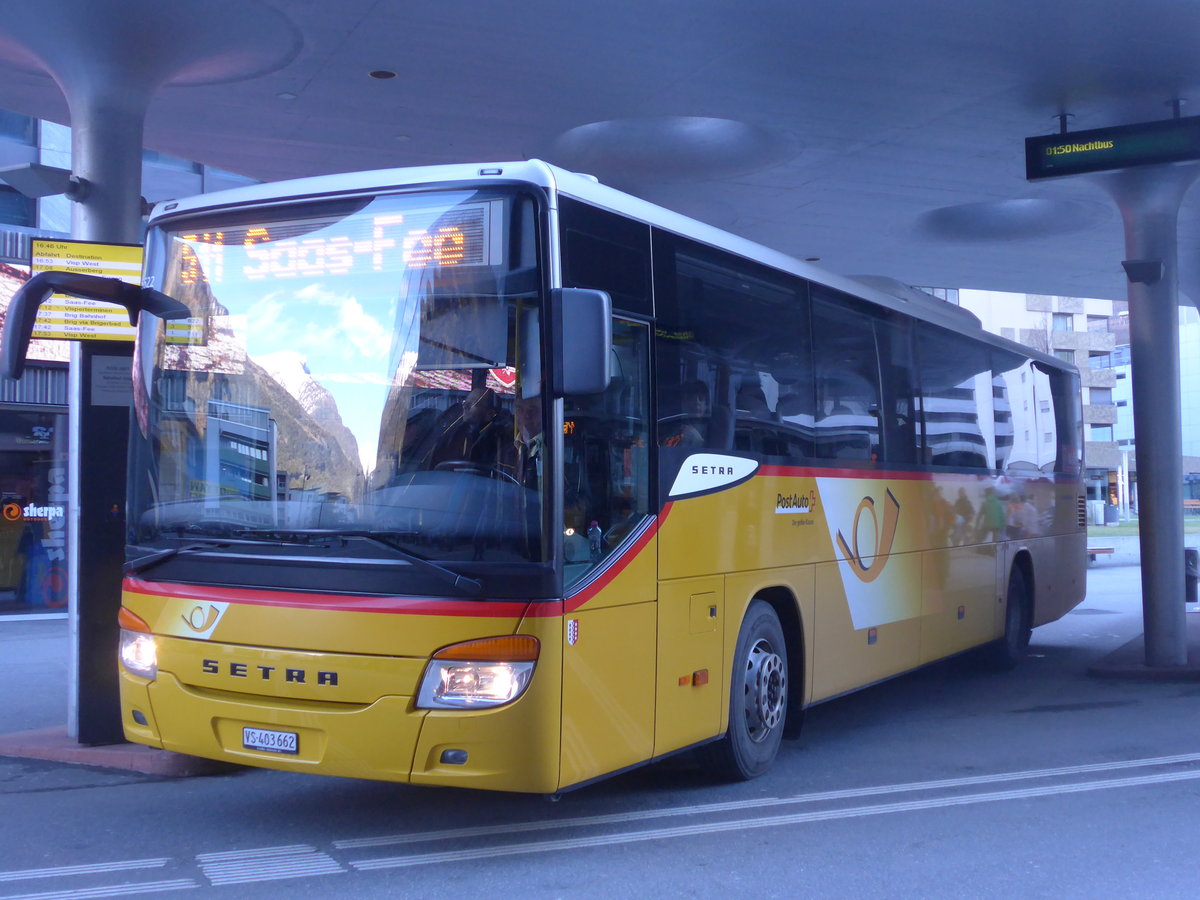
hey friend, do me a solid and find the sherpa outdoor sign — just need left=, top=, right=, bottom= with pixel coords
left=30, top=238, right=143, bottom=341
left=1025, top=116, right=1200, bottom=180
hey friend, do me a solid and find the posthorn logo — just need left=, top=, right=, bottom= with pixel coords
left=835, top=489, right=901, bottom=584
left=180, top=602, right=229, bottom=639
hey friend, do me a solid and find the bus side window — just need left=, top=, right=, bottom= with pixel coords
left=653, top=233, right=811, bottom=461
left=874, top=314, right=918, bottom=465
left=660, top=379, right=711, bottom=448
left=812, top=296, right=881, bottom=462
left=563, top=319, right=651, bottom=585
left=915, top=324, right=993, bottom=470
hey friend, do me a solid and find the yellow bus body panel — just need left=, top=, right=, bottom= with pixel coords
left=559, top=600, right=656, bottom=788
left=659, top=466, right=1083, bottom=717
left=119, top=582, right=564, bottom=790
left=654, top=575, right=725, bottom=756
left=559, top=525, right=658, bottom=789
left=409, top=610, right=562, bottom=793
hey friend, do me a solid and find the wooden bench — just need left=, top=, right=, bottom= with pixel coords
left=1088, top=547, right=1115, bottom=564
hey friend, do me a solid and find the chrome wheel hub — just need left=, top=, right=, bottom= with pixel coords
left=744, top=638, right=786, bottom=742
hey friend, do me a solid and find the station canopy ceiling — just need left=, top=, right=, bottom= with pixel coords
left=2, top=0, right=1200, bottom=304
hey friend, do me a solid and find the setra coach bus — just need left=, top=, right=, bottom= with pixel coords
left=3, top=161, right=1085, bottom=791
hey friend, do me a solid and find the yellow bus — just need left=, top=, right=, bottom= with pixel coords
left=14, top=161, right=1086, bottom=790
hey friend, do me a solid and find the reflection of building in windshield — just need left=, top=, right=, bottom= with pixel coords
left=998, top=361, right=1058, bottom=472
left=993, top=371, right=1014, bottom=468
left=142, top=347, right=365, bottom=535
left=207, top=401, right=276, bottom=522
left=920, top=378, right=990, bottom=468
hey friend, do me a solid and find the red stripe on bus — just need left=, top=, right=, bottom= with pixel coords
left=756, top=465, right=1078, bottom=484
left=122, top=577, right=535, bottom=619
left=757, top=465, right=933, bottom=480
left=563, top=503, right=673, bottom=613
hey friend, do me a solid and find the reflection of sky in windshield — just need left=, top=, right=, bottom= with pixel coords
left=239, top=284, right=395, bottom=472
left=180, top=192, right=478, bottom=475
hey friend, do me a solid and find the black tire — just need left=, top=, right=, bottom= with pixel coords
left=705, top=600, right=788, bottom=781
left=986, top=566, right=1032, bottom=670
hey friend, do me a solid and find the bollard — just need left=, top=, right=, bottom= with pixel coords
left=1186, top=547, right=1199, bottom=604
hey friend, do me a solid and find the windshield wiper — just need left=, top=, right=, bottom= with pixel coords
left=125, top=532, right=327, bottom=575
left=124, top=541, right=230, bottom=576
left=235, top=528, right=483, bottom=596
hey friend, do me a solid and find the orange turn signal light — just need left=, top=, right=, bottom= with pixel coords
left=118, top=607, right=151, bottom=633
left=432, top=635, right=540, bottom=662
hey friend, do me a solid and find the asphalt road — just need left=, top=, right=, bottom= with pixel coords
left=3, top=565, right=1199, bottom=899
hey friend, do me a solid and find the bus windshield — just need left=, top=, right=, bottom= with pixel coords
left=130, top=187, right=547, bottom=573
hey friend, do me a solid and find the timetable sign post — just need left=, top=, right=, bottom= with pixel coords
left=30, top=239, right=144, bottom=342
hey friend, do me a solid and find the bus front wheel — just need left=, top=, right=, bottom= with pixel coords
left=706, top=599, right=788, bottom=781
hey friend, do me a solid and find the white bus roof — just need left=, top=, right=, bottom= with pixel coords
left=148, top=160, right=1068, bottom=367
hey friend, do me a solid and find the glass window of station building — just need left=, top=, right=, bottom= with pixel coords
left=0, top=111, right=67, bottom=615
left=0, top=398, right=69, bottom=612
left=0, top=265, right=69, bottom=615
left=0, top=108, right=257, bottom=617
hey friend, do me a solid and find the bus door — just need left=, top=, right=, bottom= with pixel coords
left=559, top=318, right=656, bottom=788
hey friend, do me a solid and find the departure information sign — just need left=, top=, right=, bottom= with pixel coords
left=1026, top=116, right=1200, bottom=180
left=177, top=202, right=496, bottom=288
left=30, top=239, right=143, bottom=342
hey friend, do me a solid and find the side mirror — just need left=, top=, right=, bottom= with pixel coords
left=550, top=287, right=612, bottom=396
left=0, top=271, right=190, bottom=379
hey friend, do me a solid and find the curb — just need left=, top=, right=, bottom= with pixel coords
left=1088, top=608, right=1200, bottom=681
left=0, top=727, right=240, bottom=777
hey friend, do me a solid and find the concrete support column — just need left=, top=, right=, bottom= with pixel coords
left=70, top=96, right=147, bottom=245
left=1102, top=165, right=1200, bottom=668
left=64, top=91, right=149, bottom=742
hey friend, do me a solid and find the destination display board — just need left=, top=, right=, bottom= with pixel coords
left=1026, top=116, right=1200, bottom=180
left=30, top=239, right=143, bottom=342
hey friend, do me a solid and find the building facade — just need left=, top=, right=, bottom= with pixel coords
left=1104, top=305, right=1200, bottom=510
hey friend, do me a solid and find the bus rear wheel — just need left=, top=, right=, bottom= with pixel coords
left=986, top=566, right=1032, bottom=670
left=705, top=600, right=788, bottom=781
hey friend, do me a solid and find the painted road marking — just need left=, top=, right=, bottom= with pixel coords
left=5, top=751, right=1200, bottom=895
left=335, top=750, right=1200, bottom=850
left=0, top=879, right=196, bottom=900
left=0, top=860, right=170, bottom=884
left=195, top=844, right=344, bottom=886
left=350, top=766, right=1200, bottom=869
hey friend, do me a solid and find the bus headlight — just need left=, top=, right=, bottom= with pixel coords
left=119, top=629, right=158, bottom=680
left=416, top=635, right=539, bottom=709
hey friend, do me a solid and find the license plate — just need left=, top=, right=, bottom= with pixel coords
left=243, top=726, right=298, bottom=755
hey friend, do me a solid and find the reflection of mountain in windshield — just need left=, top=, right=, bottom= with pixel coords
left=249, top=355, right=363, bottom=502
left=257, top=350, right=361, bottom=478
